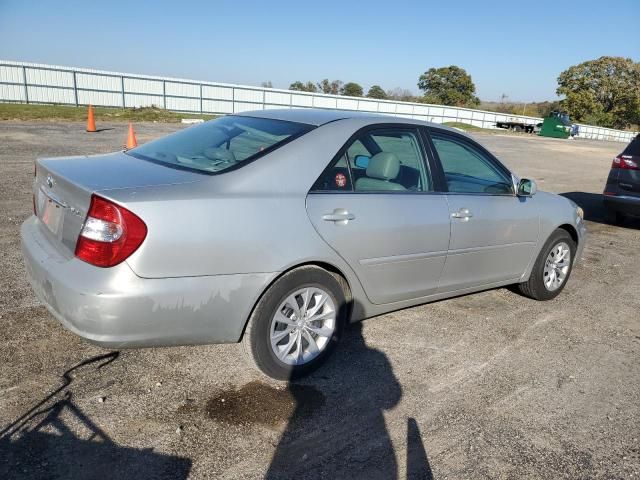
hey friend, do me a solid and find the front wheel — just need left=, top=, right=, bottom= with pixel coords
left=242, top=266, right=347, bottom=380
left=517, top=229, right=576, bottom=301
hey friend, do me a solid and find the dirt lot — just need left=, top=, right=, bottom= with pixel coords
left=1, top=122, right=638, bottom=480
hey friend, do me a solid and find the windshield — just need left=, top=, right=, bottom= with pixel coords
left=127, top=115, right=314, bottom=174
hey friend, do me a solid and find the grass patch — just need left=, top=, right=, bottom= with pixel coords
left=442, top=122, right=488, bottom=133
left=0, top=103, right=217, bottom=123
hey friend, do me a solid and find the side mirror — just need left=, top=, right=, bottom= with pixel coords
left=517, top=178, right=537, bottom=197
left=354, top=155, right=370, bottom=169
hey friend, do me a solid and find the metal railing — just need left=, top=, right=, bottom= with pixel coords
left=0, top=60, right=636, bottom=143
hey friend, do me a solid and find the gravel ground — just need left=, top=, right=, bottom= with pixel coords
left=0, top=121, right=638, bottom=480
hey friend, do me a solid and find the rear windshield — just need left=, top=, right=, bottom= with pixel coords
left=622, top=135, right=640, bottom=157
left=127, top=115, right=314, bottom=174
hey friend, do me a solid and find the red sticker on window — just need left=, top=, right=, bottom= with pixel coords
left=335, top=172, right=347, bottom=188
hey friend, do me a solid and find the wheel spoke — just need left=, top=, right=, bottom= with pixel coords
left=271, top=326, right=294, bottom=343
left=308, top=308, right=335, bottom=322
left=294, top=331, right=303, bottom=364
left=546, top=269, right=555, bottom=287
left=274, top=311, right=296, bottom=326
left=300, top=288, right=311, bottom=315
left=306, top=292, right=328, bottom=318
left=306, top=324, right=333, bottom=338
left=302, top=329, right=319, bottom=354
left=277, top=334, right=297, bottom=361
left=284, top=294, right=301, bottom=318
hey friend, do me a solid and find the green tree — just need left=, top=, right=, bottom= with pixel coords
left=289, top=81, right=318, bottom=93
left=417, top=66, right=480, bottom=107
left=366, top=85, right=387, bottom=99
left=536, top=101, right=562, bottom=118
left=341, top=82, right=363, bottom=97
left=261, top=81, right=273, bottom=88
left=317, top=79, right=343, bottom=95
left=557, top=56, right=640, bottom=129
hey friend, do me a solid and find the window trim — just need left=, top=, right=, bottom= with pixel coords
left=423, top=126, right=516, bottom=196
left=309, top=123, right=436, bottom=195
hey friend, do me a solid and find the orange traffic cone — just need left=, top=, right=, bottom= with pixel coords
left=125, top=123, right=138, bottom=149
left=125, top=122, right=138, bottom=150
left=86, top=105, right=96, bottom=132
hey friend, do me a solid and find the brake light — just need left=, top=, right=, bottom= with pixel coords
left=611, top=155, right=639, bottom=170
left=75, top=195, right=147, bottom=267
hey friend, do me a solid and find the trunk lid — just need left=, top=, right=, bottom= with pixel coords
left=34, top=151, right=204, bottom=254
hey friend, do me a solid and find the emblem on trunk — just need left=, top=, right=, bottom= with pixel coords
left=46, top=175, right=54, bottom=188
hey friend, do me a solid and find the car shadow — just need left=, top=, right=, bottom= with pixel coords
left=0, top=352, right=191, bottom=480
left=263, top=315, right=435, bottom=480
left=560, top=191, right=640, bottom=229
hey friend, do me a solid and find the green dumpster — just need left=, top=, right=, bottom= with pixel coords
left=539, top=112, right=571, bottom=139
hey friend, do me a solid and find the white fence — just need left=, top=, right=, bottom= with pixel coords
left=0, top=60, right=636, bottom=143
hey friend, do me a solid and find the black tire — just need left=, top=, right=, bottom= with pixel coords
left=517, top=229, right=576, bottom=301
left=242, top=266, right=348, bottom=380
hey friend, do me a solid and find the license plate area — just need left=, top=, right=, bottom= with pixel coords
left=38, top=189, right=65, bottom=236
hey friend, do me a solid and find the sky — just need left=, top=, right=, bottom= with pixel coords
left=0, top=0, right=638, bottom=102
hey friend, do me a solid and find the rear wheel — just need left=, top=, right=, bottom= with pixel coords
left=242, top=266, right=347, bottom=380
left=518, top=229, right=576, bottom=300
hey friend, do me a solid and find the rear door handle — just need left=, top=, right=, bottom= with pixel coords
left=451, top=208, right=473, bottom=220
left=322, top=208, right=355, bottom=225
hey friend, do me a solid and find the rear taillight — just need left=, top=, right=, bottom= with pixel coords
left=75, top=195, right=147, bottom=268
left=611, top=155, right=639, bottom=170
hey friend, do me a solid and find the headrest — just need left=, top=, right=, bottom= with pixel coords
left=204, top=147, right=236, bottom=163
left=366, top=152, right=400, bottom=180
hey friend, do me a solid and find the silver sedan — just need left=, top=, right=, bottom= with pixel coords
left=21, top=109, right=586, bottom=379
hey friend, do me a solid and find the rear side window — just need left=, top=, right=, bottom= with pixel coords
left=622, top=135, right=640, bottom=156
left=430, top=131, right=513, bottom=194
left=128, top=116, right=313, bottom=174
left=311, top=127, right=432, bottom=192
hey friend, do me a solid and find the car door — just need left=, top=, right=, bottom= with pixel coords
left=425, top=128, right=539, bottom=292
left=306, top=125, right=451, bottom=305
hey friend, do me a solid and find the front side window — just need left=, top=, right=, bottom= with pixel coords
left=128, top=116, right=313, bottom=174
left=430, top=132, right=513, bottom=194
left=312, top=127, right=431, bottom=192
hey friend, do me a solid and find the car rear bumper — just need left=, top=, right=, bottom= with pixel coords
left=21, top=216, right=276, bottom=348
left=603, top=194, right=640, bottom=216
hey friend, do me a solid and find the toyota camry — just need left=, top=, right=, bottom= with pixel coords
left=21, top=109, right=586, bottom=379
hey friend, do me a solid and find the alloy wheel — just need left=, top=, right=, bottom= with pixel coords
left=269, top=287, right=337, bottom=366
left=543, top=242, right=571, bottom=291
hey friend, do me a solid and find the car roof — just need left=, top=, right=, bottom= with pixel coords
left=234, top=108, right=471, bottom=139
left=234, top=108, right=391, bottom=126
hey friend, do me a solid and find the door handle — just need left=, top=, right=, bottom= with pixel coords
left=322, top=208, right=355, bottom=224
left=451, top=208, right=473, bottom=220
